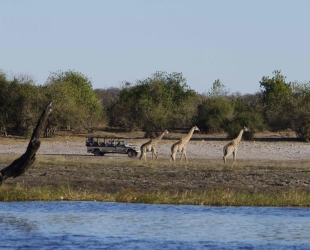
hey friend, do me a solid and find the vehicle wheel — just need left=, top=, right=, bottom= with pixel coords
left=93, top=149, right=102, bottom=156
left=127, top=150, right=135, bottom=157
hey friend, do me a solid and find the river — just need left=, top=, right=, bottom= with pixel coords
left=0, top=202, right=309, bottom=249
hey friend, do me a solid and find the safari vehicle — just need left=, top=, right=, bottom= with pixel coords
left=86, top=135, right=139, bottom=157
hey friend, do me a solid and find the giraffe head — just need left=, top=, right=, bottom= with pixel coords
left=193, top=126, right=200, bottom=132
left=243, top=126, right=249, bottom=132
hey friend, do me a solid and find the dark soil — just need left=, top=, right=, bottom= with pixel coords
left=3, top=156, right=310, bottom=195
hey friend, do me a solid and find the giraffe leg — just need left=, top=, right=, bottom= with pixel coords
left=170, top=153, right=176, bottom=161
left=140, top=153, right=145, bottom=161
left=232, top=150, right=236, bottom=164
left=140, top=149, right=147, bottom=161
left=223, top=146, right=234, bottom=164
left=154, top=151, right=158, bottom=160
left=144, top=152, right=147, bottom=161
left=170, top=146, right=176, bottom=161
left=139, top=146, right=144, bottom=160
left=223, top=146, right=227, bottom=163
left=180, top=149, right=187, bottom=162
left=151, top=149, right=157, bottom=160
left=180, top=147, right=188, bottom=163
left=184, top=151, right=188, bottom=163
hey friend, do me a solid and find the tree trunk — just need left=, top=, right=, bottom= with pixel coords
left=0, top=102, right=52, bottom=185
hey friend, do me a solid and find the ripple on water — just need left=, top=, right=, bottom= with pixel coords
left=0, top=202, right=310, bottom=249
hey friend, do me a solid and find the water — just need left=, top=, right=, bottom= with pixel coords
left=0, top=202, right=310, bottom=249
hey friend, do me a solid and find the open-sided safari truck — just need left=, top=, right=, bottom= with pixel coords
left=86, top=135, right=140, bottom=157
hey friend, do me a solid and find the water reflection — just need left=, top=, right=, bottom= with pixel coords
left=0, top=202, right=310, bottom=249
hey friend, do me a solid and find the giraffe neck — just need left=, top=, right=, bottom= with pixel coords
left=182, top=127, right=196, bottom=144
left=151, top=131, right=166, bottom=143
left=153, top=131, right=166, bottom=143
left=157, top=131, right=166, bottom=141
left=234, top=129, right=244, bottom=144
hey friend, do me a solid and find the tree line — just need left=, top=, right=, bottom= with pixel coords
left=1, top=69, right=310, bottom=141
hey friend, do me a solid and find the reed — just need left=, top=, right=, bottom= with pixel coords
left=114, top=188, right=310, bottom=206
left=1, top=185, right=310, bottom=207
left=0, top=185, right=114, bottom=202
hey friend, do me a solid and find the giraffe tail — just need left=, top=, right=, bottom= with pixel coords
left=223, top=145, right=227, bottom=156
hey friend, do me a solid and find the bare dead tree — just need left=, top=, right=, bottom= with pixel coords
left=0, top=102, right=52, bottom=185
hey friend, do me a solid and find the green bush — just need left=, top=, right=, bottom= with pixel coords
left=223, top=111, right=264, bottom=140
left=195, top=97, right=233, bottom=133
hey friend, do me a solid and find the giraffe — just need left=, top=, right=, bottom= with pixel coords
left=170, top=126, right=200, bottom=162
left=223, top=126, right=249, bottom=164
left=139, top=129, right=169, bottom=161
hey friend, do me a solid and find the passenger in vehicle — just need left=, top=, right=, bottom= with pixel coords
left=86, top=137, right=94, bottom=146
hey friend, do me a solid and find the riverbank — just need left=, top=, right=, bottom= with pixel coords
left=1, top=134, right=310, bottom=205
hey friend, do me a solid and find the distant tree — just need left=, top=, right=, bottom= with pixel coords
left=0, top=72, right=44, bottom=136
left=107, top=72, right=196, bottom=136
left=95, top=87, right=121, bottom=107
left=259, top=70, right=310, bottom=141
left=0, top=71, right=10, bottom=135
left=260, top=70, right=293, bottom=131
left=195, top=97, right=233, bottom=133
left=290, top=81, right=310, bottom=141
left=223, top=97, right=265, bottom=140
left=94, top=87, right=121, bottom=124
left=195, top=80, right=232, bottom=133
left=44, top=70, right=102, bottom=132
left=207, top=79, right=229, bottom=97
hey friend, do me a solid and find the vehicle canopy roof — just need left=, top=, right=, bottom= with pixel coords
left=86, top=135, right=127, bottom=139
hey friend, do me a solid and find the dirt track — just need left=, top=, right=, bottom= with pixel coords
left=1, top=134, right=310, bottom=161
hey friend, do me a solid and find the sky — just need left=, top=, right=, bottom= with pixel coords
left=1, top=0, right=310, bottom=95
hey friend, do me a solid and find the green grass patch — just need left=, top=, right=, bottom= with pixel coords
left=2, top=185, right=310, bottom=207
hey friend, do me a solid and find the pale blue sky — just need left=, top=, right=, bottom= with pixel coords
left=1, top=0, right=310, bottom=94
